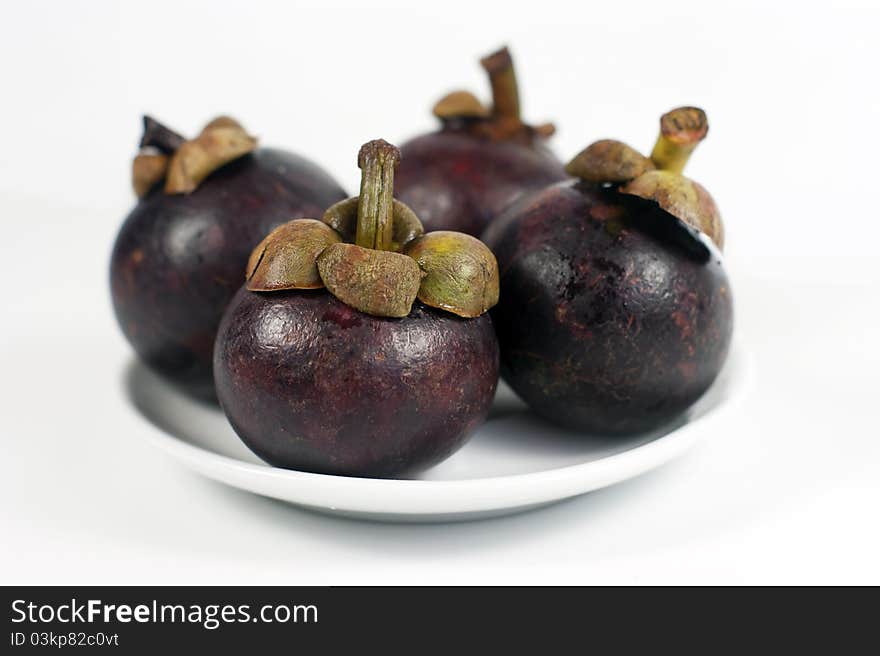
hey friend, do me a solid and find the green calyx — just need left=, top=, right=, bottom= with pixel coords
left=317, top=244, right=423, bottom=318
left=245, top=139, right=501, bottom=318
left=404, top=232, right=499, bottom=318
left=566, top=106, right=724, bottom=250
left=322, top=197, right=423, bottom=252
left=246, top=220, right=342, bottom=291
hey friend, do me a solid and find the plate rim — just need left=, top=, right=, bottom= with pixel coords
left=129, top=342, right=753, bottom=516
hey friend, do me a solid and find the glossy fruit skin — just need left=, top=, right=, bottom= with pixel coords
left=214, top=288, right=499, bottom=478
left=482, top=181, right=733, bottom=435
left=394, top=128, right=567, bottom=236
left=110, top=148, right=347, bottom=399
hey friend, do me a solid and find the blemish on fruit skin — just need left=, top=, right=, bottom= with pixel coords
left=130, top=249, right=144, bottom=264
left=671, top=310, right=694, bottom=340
left=555, top=305, right=592, bottom=339
left=590, top=202, right=622, bottom=222
left=321, top=307, right=362, bottom=329
left=451, top=159, right=475, bottom=176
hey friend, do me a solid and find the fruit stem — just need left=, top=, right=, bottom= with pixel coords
left=356, top=140, right=400, bottom=252
left=650, top=107, right=708, bottom=175
left=139, top=115, right=185, bottom=154
left=480, top=47, right=520, bottom=123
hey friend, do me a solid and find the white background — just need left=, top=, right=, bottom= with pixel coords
left=1, top=0, right=879, bottom=584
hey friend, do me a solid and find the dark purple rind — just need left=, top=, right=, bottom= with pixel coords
left=214, top=289, right=499, bottom=478
left=482, top=181, right=733, bottom=435
left=110, top=148, right=347, bottom=399
left=394, top=129, right=567, bottom=237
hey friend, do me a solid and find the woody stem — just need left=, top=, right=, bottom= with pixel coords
left=480, top=47, right=521, bottom=122
left=356, top=140, right=400, bottom=252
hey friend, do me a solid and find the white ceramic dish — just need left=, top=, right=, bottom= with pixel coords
left=125, top=343, right=752, bottom=522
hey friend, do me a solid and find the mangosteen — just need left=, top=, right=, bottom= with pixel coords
left=110, top=116, right=347, bottom=399
left=214, top=140, right=500, bottom=478
left=482, top=107, right=733, bottom=435
left=394, top=46, right=567, bottom=236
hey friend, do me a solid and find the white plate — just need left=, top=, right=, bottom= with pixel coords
left=125, top=343, right=752, bottom=522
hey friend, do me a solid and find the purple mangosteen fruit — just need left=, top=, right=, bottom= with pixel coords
left=214, top=140, right=500, bottom=478
left=394, top=47, right=567, bottom=237
left=110, top=116, right=347, bottom=399
left=482, top=107, right=732, bottom=435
